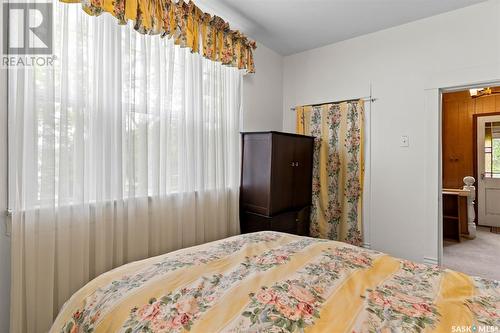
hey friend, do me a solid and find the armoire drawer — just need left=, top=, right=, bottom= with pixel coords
left=270, top=211, right=298, bottom=231
left=240, top=207, right=310, bottom=236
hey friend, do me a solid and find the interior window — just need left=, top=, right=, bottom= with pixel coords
left=484, top=121, right=500, bottom=178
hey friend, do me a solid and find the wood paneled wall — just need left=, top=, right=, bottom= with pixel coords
left=442, top=88, right=500, bottom=188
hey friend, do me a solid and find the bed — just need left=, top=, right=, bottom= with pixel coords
left=51, top=231, right=499, bottom=332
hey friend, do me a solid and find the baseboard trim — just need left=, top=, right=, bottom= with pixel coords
left=362, top=242, right=371, bottom=249
left=423, top=257, right=438, bottom=266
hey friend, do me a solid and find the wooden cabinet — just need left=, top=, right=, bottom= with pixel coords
left=240, top=132, right=314, bottom=236
left=443, top=190, right=470, bottom=242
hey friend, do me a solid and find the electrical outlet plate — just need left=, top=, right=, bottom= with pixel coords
left=400, top=135, right=409, bottom=147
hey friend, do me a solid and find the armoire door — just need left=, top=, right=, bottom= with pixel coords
left=240, top=133, right=272, bottom=215
left=292, top=136, right=314, bottom=209
left=270, top=134, right=295, bottom=215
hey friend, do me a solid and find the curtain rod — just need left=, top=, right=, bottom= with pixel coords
left=289, top=96, right=377, bottom=111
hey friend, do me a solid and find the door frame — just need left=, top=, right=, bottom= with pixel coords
left=473, top=112, right=500, bottom=227
left=432, top=80, right=500, bottom=266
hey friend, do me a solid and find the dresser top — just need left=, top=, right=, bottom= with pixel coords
left=241, top=131, right=314, bottom=139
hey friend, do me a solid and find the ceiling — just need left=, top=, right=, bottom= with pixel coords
left=196, top=0, right=487, bottom=56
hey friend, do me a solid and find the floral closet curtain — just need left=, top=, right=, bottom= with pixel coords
left=296, top=101, right=364, bottom=246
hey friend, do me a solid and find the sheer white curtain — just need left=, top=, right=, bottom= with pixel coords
left=8, top=2, right=243, bottom=332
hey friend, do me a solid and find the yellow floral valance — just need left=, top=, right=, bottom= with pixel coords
left=62, top=0, right=257, bottom=73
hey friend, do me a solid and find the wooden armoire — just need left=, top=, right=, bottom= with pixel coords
left=240, top=131, right=314, bottom=236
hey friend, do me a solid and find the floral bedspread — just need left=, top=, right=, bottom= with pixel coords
left=51, top=232, right=500, bottom=333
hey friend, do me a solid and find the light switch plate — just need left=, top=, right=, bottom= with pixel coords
left=400, top=135, right=409, bottom=147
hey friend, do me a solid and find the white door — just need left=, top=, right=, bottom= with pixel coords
left=477, top=115, right=500, bottom=227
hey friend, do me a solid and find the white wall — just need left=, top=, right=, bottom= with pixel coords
left=283, top=0, right=500, bottom=263
left=242, top=43, right=284, bottom=131
left=0, top=0, right=11, bottom=329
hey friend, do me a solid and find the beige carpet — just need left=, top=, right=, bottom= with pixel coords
left=443, top=226, right=500, bottom=281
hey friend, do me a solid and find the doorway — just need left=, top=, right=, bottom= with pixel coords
left=441, top=86, right=500, bottom=280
